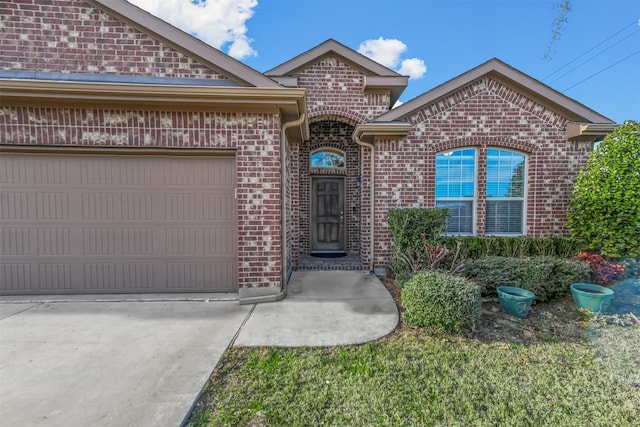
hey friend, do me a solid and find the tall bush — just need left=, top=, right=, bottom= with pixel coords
left=388, top=208, right=449, bottom=285
left=402, top=270, right=480, bottom=333
left=567, top=120, right=640, bottom=258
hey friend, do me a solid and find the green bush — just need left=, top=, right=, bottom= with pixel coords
left=567, top=120, right=640, bottom=258
left=388, top=208, right=450, bottom=285
left=462, top=256, right=591, bottom=302
left=402, top=270, right=480, bottom=333
left=441, top=236, right=586, bottom=260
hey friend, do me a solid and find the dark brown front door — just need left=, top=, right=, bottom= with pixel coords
left=311, top=177, right=344, bottom=252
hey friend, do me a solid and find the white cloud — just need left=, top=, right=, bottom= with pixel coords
left=129, top=0, right=258, bottom=60
left=358, top=37, right=426, bottom=79
left=398, top=58, right=427, bottom=79
left=357, top=38, right=407, bottom=68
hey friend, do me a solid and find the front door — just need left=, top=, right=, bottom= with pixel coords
left=311, top=177, right=345, bottom=253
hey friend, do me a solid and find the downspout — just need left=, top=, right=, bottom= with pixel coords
left=280, top=113, right=306, bottom=294
left=238, top=112, right=305, bottom=305
left=353, top=134, right=375, bottom=273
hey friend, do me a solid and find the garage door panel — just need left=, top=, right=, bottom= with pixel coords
left=0, top=264, right=33, bottom=292
left=39, top=263, right=73, bottom=292
left=0, top=153, right=237, bottom=294
left=1, top=228, right=30, bottom=256
left=1, top=192, right=29, bottom=220
left=122, top=262, right=155, bottom=290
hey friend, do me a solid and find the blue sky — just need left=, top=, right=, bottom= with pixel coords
left=131, top=0, right=639, bottom=123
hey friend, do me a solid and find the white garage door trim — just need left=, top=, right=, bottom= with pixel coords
left=0, top=151, right=237, bottom=294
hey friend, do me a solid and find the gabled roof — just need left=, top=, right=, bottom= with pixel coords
left=265, top=39, right=408, bottom=105
left=375, top=58, right=614, bottom=124
left=89, top=0, right=281, bottom=88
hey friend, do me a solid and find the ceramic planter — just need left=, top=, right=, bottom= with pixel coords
left=570, top=283, right=614, bottom=313
left=497, top=286, right=536, bottom=319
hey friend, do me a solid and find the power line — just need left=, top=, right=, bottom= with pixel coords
left=562, top=50, right=640, bottom=92
left=543, top=19, right=640, bottom=81
left=548, top=28, right=640, bottom=84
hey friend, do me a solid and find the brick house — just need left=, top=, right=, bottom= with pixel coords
left=0, top=0, right=616, bottom=302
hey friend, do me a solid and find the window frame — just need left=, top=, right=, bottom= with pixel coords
left=484, top=148, right=527, bottom=236
left=310, top=147, right=346, bottom=170
left=435, top=148, right=478, bottom=236
left=434, top=147, right=527, bottom=237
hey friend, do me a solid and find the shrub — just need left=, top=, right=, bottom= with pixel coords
left=577, top=252, right=626, bottom=285
left=388, top=208, right=449, bottom=285
left=567, top=120, right=640, bottom=258
left=620, top=258, right=640, bottom=279
left=462, top=256, right=590, bottom=302
left=441, top=236, right=586, bottom=260
left=402, top=270, right=480, bottom=333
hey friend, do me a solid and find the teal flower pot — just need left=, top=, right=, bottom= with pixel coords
left=570, top=283, right=614, bottom=313
left=497, top=286, right=536, bottom=319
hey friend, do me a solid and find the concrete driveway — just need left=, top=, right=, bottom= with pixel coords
left=0, top=272, right=398, bottom=426
left=0, top=297, right=251, bottom=427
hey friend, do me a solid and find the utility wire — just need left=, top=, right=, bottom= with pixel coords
left=562, top=49, right=640, bottom=92
left=543, top=19, right=640, bottom=80
left=548, top=28, right=640, bottom=84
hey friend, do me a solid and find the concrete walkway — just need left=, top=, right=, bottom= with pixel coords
left=235, top=271, right=399, bottom=346
left=0, top=271, right=398, bottom=426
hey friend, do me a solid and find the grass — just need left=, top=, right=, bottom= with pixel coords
left=188, top=326, right=640, bottom=426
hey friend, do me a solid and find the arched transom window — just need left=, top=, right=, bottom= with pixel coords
left=310, top=148, right=346, bottom=169
left=435, top=148, right=526, bottom=235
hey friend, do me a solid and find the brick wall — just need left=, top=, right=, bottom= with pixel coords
left=289, top=56, right=394, bottom=266
left=296, top=56, right=392, bottom=122
left=0, top=105, right=283, bottom=289
left=297, top=119, right=360, bottom=259
left=1, top=0, right=227, bottom=79
left=372, top=77, right=591, bottom=268
left=1, top=0, right=285, bottom=291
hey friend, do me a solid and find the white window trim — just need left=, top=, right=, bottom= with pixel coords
left=435, top=148, right=478, bottom=236
left=484, top=150, right=527, bottom=236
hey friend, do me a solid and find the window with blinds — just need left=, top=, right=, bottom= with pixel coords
left=435, top=149, right=476, bottom=234
left=435, top=147, right=526, bottom=236
left=485, top=149, right=525, bottom=235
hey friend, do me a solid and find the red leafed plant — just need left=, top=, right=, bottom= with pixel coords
left=577, top=252, right=625, bottom=285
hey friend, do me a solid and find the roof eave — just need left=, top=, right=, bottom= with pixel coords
left=0, top=78, right=306, bottom=117
left=353, top=122, right=412, bottom=144
left=364, top=75, right=409, bottom=108
left=264, top=39, right=402, bottom=78
left=376, top=58, right=614, bottom=124
left=566, top=122, right=619, bottom=140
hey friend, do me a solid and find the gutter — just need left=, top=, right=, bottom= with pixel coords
left=238, top=113, right=306, bottom=305
left=353, top=122, right=412, bottom=274
left=353, top=134, right=376, bottom=273
left=280, top=113, right=307, bottom=293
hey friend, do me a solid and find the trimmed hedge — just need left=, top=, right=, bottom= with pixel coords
left=462, top=256, right=591, bottom=302
left=441, top=236, right=586, bottom=260
left=402, top=270, right=480, bottom=333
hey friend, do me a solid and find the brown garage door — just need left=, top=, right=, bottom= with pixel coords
left=0, top=152, right=237, bottom=294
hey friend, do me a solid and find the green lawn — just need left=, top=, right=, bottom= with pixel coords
left=188, top=327, right=640, bottom=427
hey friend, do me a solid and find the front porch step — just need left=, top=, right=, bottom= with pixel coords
left=297, top=254, right=368, bottom=271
